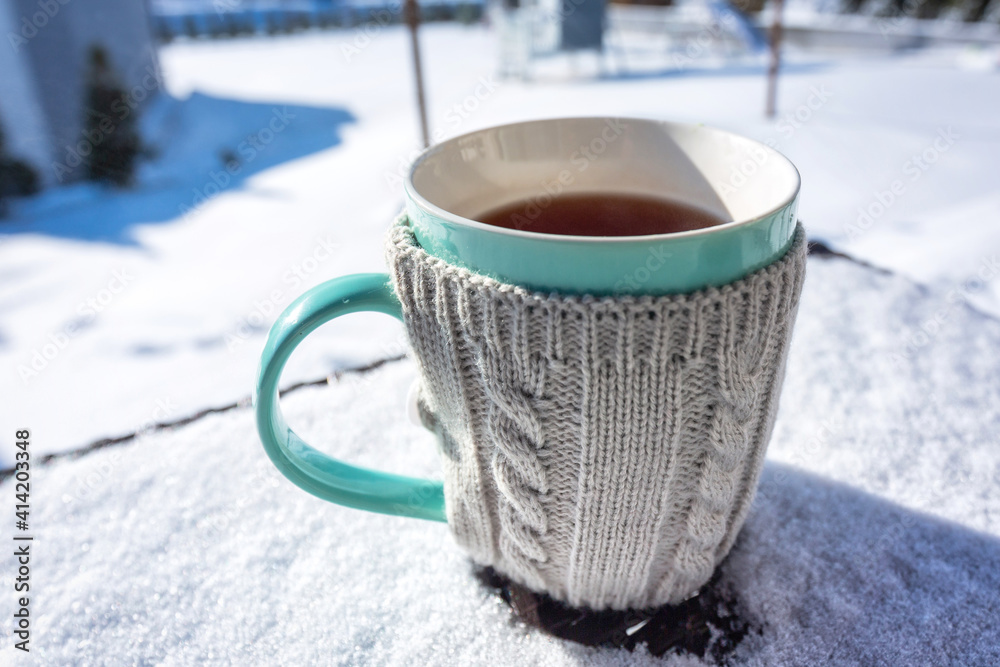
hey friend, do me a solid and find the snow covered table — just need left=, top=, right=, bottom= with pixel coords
left=4, top=251, right=999, bottom=665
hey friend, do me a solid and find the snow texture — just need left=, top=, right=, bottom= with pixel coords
left=2, top=254, right=999, bottom=665
left=0, top=21, right=998, bottom=664
left=2, top=25, right=999, bottom=457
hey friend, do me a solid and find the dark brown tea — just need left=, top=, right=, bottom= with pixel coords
left=475, top=193, right=728, bottom=237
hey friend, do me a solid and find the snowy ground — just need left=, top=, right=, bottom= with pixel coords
left=1, top=20, right=999, bottom=664
left=2, top=24, right=999, bottom=458
left=2, top=253, right=999, bottom=664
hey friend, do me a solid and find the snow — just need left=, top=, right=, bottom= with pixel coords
left=0, top=2, right=52, bottom=182
left=0, top=25, right=999, bottom=660
left=3, top=25, right=999, bottom=458
left=2, top=254, right=999, bottom=664
left=2, top=26, right=999, bottom=457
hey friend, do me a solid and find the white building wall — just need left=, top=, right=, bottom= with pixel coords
left=0, top=0, right=54, bottom=183
left=1, top=0, right=160, bottom=186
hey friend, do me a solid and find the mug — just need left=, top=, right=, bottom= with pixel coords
left=255, top=117, right=803, bottom=610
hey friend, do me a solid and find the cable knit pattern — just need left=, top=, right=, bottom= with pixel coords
left=387, top=214, right=806, bottom=610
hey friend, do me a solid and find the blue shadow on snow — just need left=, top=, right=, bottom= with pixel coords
left=0, top=92, right=355, bottom=245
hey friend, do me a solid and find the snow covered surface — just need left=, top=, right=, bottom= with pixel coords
left=2, top=254, right=1000, bottom=664
left=2, top=25, right=999, bottom=457
left=0, top=24, right=999, bottom=661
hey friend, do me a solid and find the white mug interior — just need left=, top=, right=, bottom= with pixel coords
left=407, top=117, right=800, bottom=232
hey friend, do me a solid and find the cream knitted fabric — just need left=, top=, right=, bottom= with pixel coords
left=386, top=216, right=807, bottom=610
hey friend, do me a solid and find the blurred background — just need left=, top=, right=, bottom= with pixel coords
left=1, top=0, right=998, bottom=463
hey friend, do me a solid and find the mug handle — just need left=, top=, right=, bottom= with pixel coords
left=254, top=272, right=446, bottom=522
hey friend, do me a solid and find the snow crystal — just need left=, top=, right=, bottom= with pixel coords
left=2, top=255, right=998, bottom=664
left=3, top=25, right=999, bottom=456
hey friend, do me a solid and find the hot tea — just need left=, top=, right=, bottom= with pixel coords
left=475, top=193, right=728, bottom=237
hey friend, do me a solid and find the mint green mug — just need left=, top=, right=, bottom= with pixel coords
left=255, top=117, right=800, bottom=523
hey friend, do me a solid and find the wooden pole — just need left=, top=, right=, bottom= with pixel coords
left=765, top=0, right=784, bottom=119
left=404, top=0, right=430, bottom=148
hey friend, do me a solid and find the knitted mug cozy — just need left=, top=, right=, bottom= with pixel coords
left=386, top=215, right=807, bottom=610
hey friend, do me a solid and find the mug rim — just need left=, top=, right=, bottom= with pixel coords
left=404, top=116, right=801, bottom=244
